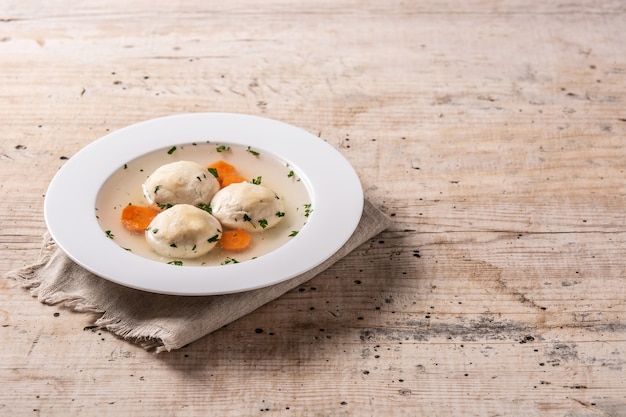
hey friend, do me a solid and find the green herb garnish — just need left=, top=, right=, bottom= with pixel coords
left=246, top=146, right=260, bottom=157
left=168, top=260, right=183, bottom=266
left=221, top=257, right=239, bottom=265
left=216, top=145, right=230, bottom=152
left=167, top=146, right=177, bottom=154
left=197, top=203, right=212, bottom=213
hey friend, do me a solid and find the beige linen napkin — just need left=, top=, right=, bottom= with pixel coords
left=6, top=200, right=391, bottom=352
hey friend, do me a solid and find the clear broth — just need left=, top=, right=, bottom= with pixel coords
left=95, top=142, right=311, bottom=266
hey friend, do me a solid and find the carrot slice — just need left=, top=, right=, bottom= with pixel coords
left=207, top=160, right=240, bottom=188
left=219, top=229, right=252, bottom=251
left=207, top=160, right=237, bottom=178
left=121, top=205, right=160, bottom=233
left=207, top=160, right=249, bottom=188
left=220, top=174, right=248, bottom=188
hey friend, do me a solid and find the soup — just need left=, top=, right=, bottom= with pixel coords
left=95, top=142, right=312, bottom=266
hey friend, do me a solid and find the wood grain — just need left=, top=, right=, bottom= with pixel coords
left=1, top=1, right=625, bottom=416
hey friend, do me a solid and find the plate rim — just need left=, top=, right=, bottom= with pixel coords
left=44, top=112, right=363, bottom=295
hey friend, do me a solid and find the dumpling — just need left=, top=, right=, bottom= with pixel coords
left=145, top=204, right=222, bottom=259
left=210, top=182, right=285, bottom=233
left=143, top=161, right=219, bottom=207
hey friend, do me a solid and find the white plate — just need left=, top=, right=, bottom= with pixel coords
left=44, top=113, right=363, bottom=295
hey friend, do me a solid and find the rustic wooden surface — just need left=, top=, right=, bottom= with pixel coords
left=1, top=1, right=625, bottom=416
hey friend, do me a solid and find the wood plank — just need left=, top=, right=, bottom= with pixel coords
left=1, top=0, right=625, bottom=415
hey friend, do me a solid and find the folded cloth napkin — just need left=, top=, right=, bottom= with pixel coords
left=5, top=200, right=391, bottom=352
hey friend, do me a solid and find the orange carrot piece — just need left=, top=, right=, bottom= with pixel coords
left=207, top=160, right=244, bottom=188
left=219, top=229, right=252, bottom=251
left=121, top=205, right=160, bottom=233
left=220, top=174, right=247, bottom=188
left=207, top=160, right=237, bottom=178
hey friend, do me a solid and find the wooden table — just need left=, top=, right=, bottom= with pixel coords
left=1, top=1, right=625, bottom=415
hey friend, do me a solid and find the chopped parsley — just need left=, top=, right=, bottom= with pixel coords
left=154, top=185, right=161, bottom=194
left=289, top=230, right=299, bottom=237
left=207, top=167, right=218, bottom=178
left=304, top=203, right=313, bottom=217
left=276, top=211, right=285, bottom=217
left=105, top=230, right=114, bottom=239
left=157, top=203, right=172, bottom=210
left=216, top=145, right=230, bottom=152
left=246, top=146, right=260, bottom=157
left=252, top=176, right=262, bottom=185
left=167, top=146, right=177, bottom=154
left=168, top=260, right=183, bottom=266
left=197, top=203, right=212, bottom=213
left=287, top=170, right=295, bottom=178
left=258, top=219, right=268, bottom=229
left=221, top=257, right=239, bottom=265
left=207, top=234, right=220, bottom=243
